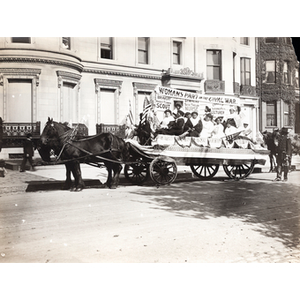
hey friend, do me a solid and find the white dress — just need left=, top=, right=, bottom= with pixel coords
left=200, top=120, right=214, bottom=138
left=212, top=123, right=225, bottom=138
left=160, top=116, right=174, bottom=128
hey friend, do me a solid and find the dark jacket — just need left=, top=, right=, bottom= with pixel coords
left=183, top=118, right=203, bottom=137
left=277, top=134, right=292, bottom=156
left=165, top=117, right=185, bottom=135
left=23, top=138, right=34, bottom=157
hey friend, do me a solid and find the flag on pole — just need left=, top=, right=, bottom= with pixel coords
left=141, top=96, right=151, bottom=124
left=128, top=99, right=134, bottom=125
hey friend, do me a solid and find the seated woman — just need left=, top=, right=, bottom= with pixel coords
left=239, top=120, right=252, bottom=137
left=154, top=109, right=175, bottom=136
left=224, top=118, right=239, bottom=136
left=211, top=116, right=225, bottom=138
left=200, top=114, right=214, bottom=138
left=160, top=110, right=185, bottom=136
left=159, top=109, right=174, bottom=129
left=183, top=111, right=203, bottom=137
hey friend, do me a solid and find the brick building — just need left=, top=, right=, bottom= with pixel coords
left=256, top=37, right=300, bottom=132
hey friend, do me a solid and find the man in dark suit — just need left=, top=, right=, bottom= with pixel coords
left=20, top=133, right=35, bottom=172
left=274, top=126, right=292, bottom=182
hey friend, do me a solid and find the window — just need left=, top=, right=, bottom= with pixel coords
left=265, top=37, right=276, bottom=43
left=11, top=37, right=31, bottom=44
left=138, top=37, right=149, bottom=64
left=266, top=102, right=277, bottom=126
left=100, top=89, right=116, bottom=123
left=283, top=61, right=290, bottom=84
left=101, top=37, right=113, bottom=59
left=296, top=68, right=299, bottom=88
left=7, top=79, right=32, bottom=122
left=283, top=102, right=289, bottom=126
left=265, top=60, right=276, bottom=83
left=240, top=37, right=249, bottom=45
left=62, top=37, right=71, bottom=49
left=206, top=50, right=222, bottom=80
left=240, top=58, right=251, bottom=85
left=62, top=82, right=77, bottom=123
left=283, top=37, right=291, bottom=44
left=173, top=41, right=182, bottom=65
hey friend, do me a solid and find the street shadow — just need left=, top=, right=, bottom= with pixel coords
left=131, top=178, right=300, bottom=249
left=25, top=179, right=103, bottom=192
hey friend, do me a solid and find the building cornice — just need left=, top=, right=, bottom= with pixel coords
left=0, top=56, right=83, bottom=72
left=83, top=68, right=162, bottom=80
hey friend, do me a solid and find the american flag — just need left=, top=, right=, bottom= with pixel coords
left=128, top=99, right=134, bottom=125
left=141, top=96, right=151, bottom=124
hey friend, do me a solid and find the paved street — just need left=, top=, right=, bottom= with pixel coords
left=1, top=156, right=300, bottom=263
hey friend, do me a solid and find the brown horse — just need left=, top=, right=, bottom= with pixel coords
left=40, top=118, right=131, bottom=190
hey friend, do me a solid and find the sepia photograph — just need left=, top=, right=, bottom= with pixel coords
left=1, top=3, right=300, bottom=299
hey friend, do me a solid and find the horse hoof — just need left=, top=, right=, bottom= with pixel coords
left=75, top=187, right=83, bottom=192
left=70, top=187, right=77, bottom=192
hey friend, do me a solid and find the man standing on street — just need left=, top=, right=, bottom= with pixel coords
left=274, top=126, right=292, bottom=182
left=20, top=133, right=35, bottom=172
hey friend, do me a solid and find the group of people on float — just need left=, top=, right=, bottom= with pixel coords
left=153, top=103, right=252, bottom=140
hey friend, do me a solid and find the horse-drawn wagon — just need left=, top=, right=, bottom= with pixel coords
left=39, top=118, right=269, bottom=190
left=124, top=134, right=269, bottom=186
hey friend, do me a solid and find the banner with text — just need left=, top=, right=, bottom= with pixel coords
left=154, top=86, right=241, bottom=117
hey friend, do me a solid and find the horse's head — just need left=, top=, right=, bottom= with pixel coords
left=40, top=117, right=57, bottom=146
left=40, top=117, right=71, bottom=148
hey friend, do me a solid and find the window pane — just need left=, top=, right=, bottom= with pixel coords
left=284, top=114, right=289, bottom=126
left=138, top=38, right=148, bottom=64
left=207, top=50, right=221, bottom=80
left=7, top=80, right=32, bottom=122
left=207, top=67, right=214, bottom=80
left=266, top=60, right=275, bottom=71
left=266, top=37, right=276, bottom=43
left=213, top=66, right=221, bottom=80
left=266, top=103, right=277, bottom=126
left=62, top=37, right=70, bottom=49
left=101, top=37, right=112, bottom=59
left=207, top=50, right=220, bottom=65
left=173, top=42, right=180, bottom=54
left=265, top=60, right=275, bottom=83
left=138, top=37, right=148, bottom=50
left=207, top=51, right=221, bottom=65
left=267, top=103, right=275, bottom=114
left=245, top=59, right=251, bottom=71
left=12, top=37, right=31, bottom=43
left=138, top=51, right=148, bottom=64
left=245, top=73, right=251, bottom=85
left=241, top=37, right=249, bottom=45
left=100, top=89, right=115, bottom=124
left=173, top=41, right=181, bottom=64
left=173, top=53, right=179, bottom=64
left=266, top=71, right=275, bottom=83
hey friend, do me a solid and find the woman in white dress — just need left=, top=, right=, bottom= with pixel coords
left=200, top=114, right=214, bottom=138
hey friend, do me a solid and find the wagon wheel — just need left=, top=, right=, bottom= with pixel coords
left=223, top=161, right=255, bottom=180
left=124, top=161, right=149, bottom=185
left=149, top=157, right=177, bottom=185
left=190, top=164, right=219, bottom=179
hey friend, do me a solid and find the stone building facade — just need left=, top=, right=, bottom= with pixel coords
left=256, top=37, right=300, bottom=132
left=0, top=37, right=258, bottom=159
